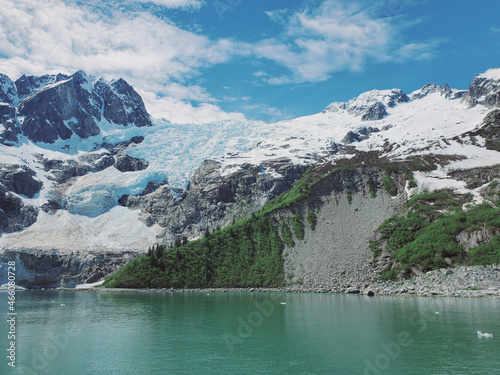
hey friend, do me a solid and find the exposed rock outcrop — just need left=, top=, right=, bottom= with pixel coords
left=0, top=74, right=21, bottom=145
left=0, top=249, right=142, bottom=288
left=361, top=102, right=387, bottom=121
left=279, top=167, right=407, bottom=291
left=123, top=158, right=308, bottom=244
left=0, top=186, right=39, bottom=233
left=114, top=154, right=149, bottom=172
left=410, top=83, right=459, bottom=100
left=457, top=227, right=498, bottom=253
left=323, top=88, right=408, bottom=121
left=17, top=70, right=152, bottom=144
left=342, top=126, right=380, bottom=143
left=0, top=165, right=43, bottom=198
left=0, top=104, right=21, bottom=145
left=0, top=73, right=18, bottom=105
left=15, top=73, right=69, bottom=99
left=463, top=69, right=500, bottom=108
left=479, top=109, right=500, bottom=151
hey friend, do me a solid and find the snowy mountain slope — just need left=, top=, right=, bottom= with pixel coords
left=0, top=68, right=499, bottom=262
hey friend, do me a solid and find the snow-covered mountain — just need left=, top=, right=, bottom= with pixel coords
left=0, top=68, right=499, bottom=287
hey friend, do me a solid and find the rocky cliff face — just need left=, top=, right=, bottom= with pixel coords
left=0, top=74, right=21, bottom=145
left=17, top=71, right=152, bottom=144
left=273, top=166, right=407, bottom=291
left=0, top=185, right=38, bottom=234
left=0, top=249, right=141, bottom=288
left=121, top=158, right=308, bottom=245
left=463, top=69, right=500, bottom=108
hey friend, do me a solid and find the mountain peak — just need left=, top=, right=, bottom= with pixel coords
left=323, top=87, right=408, bottom=121
left=477, top=68, right=500, bottom=81
left=0, top=70, right=152, bottom=145
left=463, top=68, right=500, bottom=108
left=409, top=83, right=456, bottom=100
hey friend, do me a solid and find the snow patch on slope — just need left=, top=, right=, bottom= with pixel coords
left=0, top=207, right=162, bottom=253
left=478, top=68, right=500, bottom=81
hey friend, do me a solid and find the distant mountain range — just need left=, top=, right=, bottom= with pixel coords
left=0, top=68, right=499, bottom=288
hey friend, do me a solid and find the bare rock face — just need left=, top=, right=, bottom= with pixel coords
left=0, top=249, right=142, bottom=288
left=457, top=228, right=498, bottom=253
left=459, top=110, right=500, bottom=153
left=17, top=71, right=152, bottom=144
left=110, top=79, right=152, bottom=128
left=114, top=154, right=149, bottom=172
left=18, top=71, right=99, bottom=143
left=0, top=74, right=18, bottom=105
left=463, top=72, right=500, bottom=108
left=324, top=88, right=408, bottom=122
left=361, top=102, right=387, bottom=121
left=480, top=109, right=500, bottom=151
left=121, top=158, right=308, bottom=244
left=0, top=74, right=21, bottom=145
left=0, top=104, right=21, bottom=145
left=0, top=165, right=43, bottom=198
left=0, top=186, right=38, bottom=233
left=15, top=73, right=69, bottom=99
left=410, top=83, right=458, bottom=100
left=342, top=126, right=380, bottom=143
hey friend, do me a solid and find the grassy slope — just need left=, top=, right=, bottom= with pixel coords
left=103, top=154, right=500, bottom=288
left=103, top=163, right=336, bottom=288
left=372, top=190, right=500, bottom=281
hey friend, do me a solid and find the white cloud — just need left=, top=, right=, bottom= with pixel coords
left=0, top=0, right=238, bottom=122
left=491, top=27, right=500, bottom=33
left=130, top=0, right=205, bottom=10
left=242, top=103, right=292, bottom=122
left=394, top=41, right=439, bottom=61
left=253, top=0, right=439, bottom=84
left=139, top=89, right=245, bottom=123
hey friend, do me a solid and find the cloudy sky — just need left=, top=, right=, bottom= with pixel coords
left=0, top=0, right=499, bottom=123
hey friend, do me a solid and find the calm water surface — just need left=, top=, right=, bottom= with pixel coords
left=0, top=291, right=499, bottom=374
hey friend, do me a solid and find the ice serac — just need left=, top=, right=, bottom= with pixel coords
left=463, top=68, right=500, bottom=108
left=17, top=70, right=152, bottom=144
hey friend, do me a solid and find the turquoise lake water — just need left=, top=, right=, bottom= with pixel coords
left=0, top=291, right=499, bottom=374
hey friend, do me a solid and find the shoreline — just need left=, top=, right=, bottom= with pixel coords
left=15, top=285, right=500, bottom=298
left=10, top=264, right=500, bottom=299
left=56, top=285, right=500, bottom=298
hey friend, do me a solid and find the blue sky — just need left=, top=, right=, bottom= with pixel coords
left=0, top=0, right=499, bottom=123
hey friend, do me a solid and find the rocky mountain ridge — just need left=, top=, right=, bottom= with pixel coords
left=1, top=70, right=151, bottom=145
left=0, top=68, right=499, bottom=288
